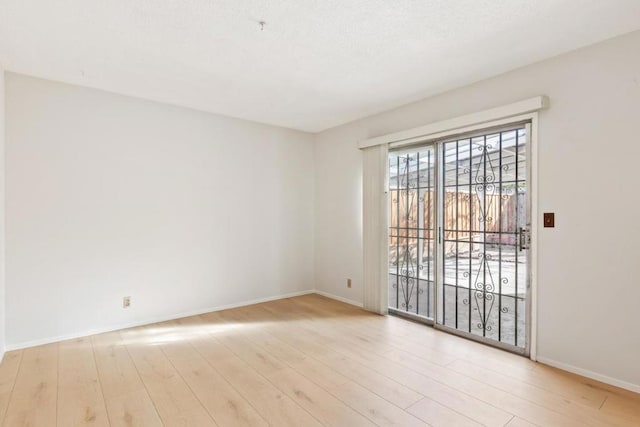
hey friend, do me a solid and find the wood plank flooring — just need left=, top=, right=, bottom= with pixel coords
left=0, top=294, right=638, bottom=426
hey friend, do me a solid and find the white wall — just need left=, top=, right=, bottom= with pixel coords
left=5, top=73, right=315, bottom=348
left=314, top=30, right=640, bottom=390
left=0, top=68, right=6, bottom=359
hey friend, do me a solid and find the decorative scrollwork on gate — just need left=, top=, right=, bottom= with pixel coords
left=391, top=153, right=423, bottom=313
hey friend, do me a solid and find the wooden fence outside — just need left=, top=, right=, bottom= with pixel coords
left=389, top=189, right=524, bottom=263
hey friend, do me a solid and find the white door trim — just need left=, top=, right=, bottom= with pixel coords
left=359, top=96, right=548, bottom=149
left=529, top=113, right=539, bottom=362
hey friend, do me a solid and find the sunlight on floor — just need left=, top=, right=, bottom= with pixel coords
left=119, top=320, right=254, bottom=345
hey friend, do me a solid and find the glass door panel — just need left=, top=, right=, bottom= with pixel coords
left=438, top=126, right=529, bottom=351
left=388, top=146, right=436, bottom=319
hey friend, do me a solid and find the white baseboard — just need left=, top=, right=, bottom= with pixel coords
left=537, top=356, right=640, bottom=394
left=314, top=290, right=364, bottom=308
left=4, top=289, right=315, bottom=351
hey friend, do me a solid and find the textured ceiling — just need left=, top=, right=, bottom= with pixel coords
left=1, top=1, right=639, bottom=132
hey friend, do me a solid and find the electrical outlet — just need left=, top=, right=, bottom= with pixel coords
left=123, top=296, right=131, bottom=308
left=347, top=278, right=352, bottom=288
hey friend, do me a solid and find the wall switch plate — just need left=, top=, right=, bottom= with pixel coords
left=123, top=296, right=131, bottom=308
left=347, top=278, right=352, bottom=288
left=543, top=212, right=555, bottom=227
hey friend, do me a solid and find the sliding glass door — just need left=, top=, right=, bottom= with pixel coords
left=388, top=124, right=531, bottom=354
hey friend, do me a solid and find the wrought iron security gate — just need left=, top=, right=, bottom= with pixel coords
left=388, top=124, right=531, bottom=354
left=388, top=146, right=436, bottom=319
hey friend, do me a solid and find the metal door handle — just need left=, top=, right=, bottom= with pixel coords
left=519, top=227, right=530, bottom=251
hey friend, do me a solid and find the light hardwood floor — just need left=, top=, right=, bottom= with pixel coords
left=0, top=294, right=638, bottom=426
